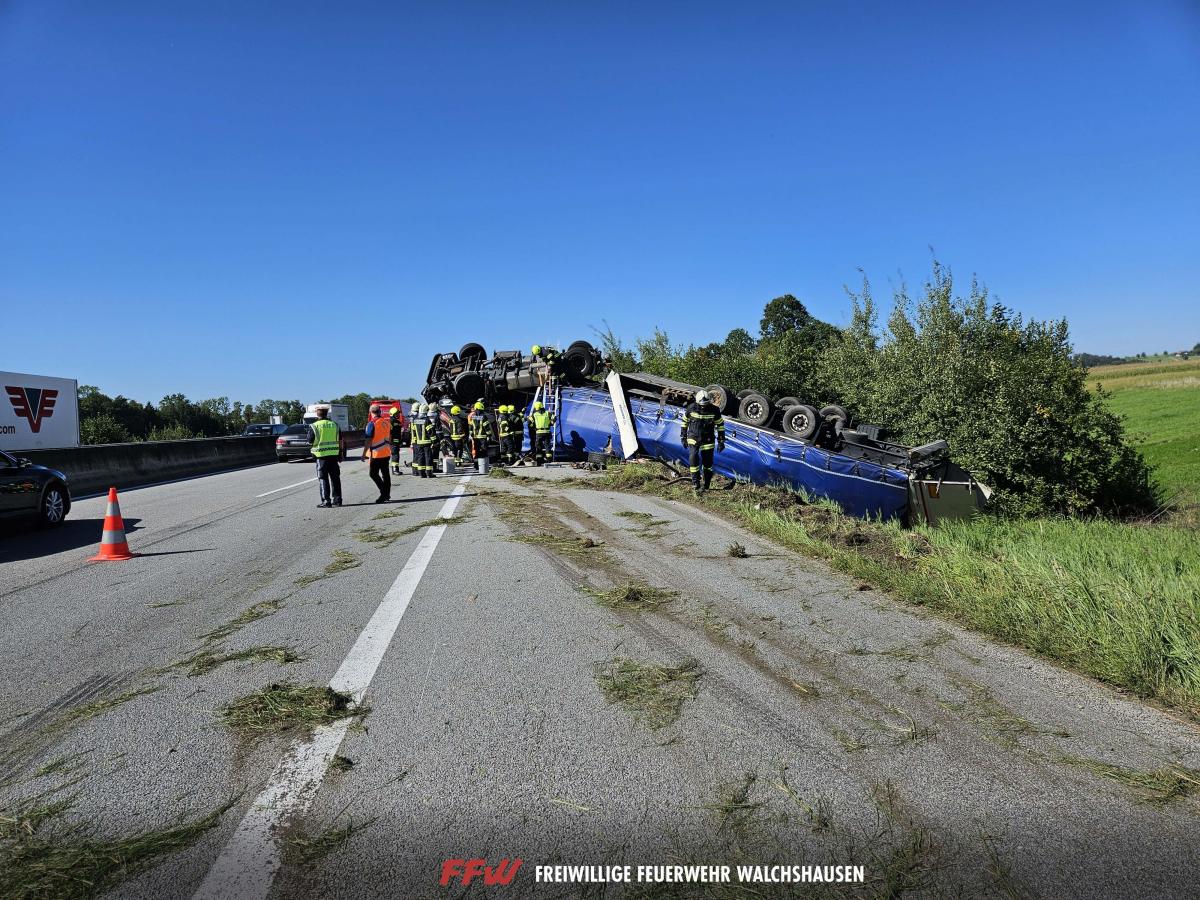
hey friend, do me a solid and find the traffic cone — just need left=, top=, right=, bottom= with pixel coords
left=89, top=487, right=136, bottom=562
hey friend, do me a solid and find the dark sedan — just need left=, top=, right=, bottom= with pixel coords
left=0, top=449, right=71, bottom=527
left=275, top=423, right=314, bottom=461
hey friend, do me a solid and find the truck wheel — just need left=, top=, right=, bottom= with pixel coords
left=562, top=346, right=596, bottom=379
left=567, top=340, right=595, bottom=354
left=736, top=388, right=756, bottom=401
left=775, top=396, right=800, bottom=411
left=781, top=404, right=820, bottom=439
left=453, top=371, right=485, bottom=401
left=458, top=343, right=487, bottom=363
left=39, top=483, right=68, bottom=528
left=819, top=404, right=849, bottom=425
left=704, top=384, right=733, bottom=414
left=737, top=392, right=772, bottom=426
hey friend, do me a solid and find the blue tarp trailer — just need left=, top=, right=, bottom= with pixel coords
left=551, top=384, right=912, bottom=521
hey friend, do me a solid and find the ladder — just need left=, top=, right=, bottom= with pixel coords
left=529, top=370, right=561, bottom=462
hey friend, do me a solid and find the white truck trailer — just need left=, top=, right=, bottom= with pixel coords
left=303, top=403, right=351, bottom=431
left=0, top=371, right=80, bottom=451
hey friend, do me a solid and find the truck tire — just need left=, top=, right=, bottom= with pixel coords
left=819, top=404, right=849, bottom=425
left=567, top=340, right=595, bottom=354
left=781, top=404, right=820, bottom=439
left=775, top=396, right=801, bottom=411
left=562, top=346, right=596, bottom=379
left=458, top=343, right=487, bottom=364
left=704, top=384, right=733, bottom=414
left=737, top=392, right=772, bottom=427
left=736, top=388, right=756, bottom=401
left=453, top=371, right=485, bottom=402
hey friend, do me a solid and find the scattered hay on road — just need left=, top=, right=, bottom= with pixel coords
left=0, top=794, right=234, bottom=900
left=220, top=683, right=362, bottom=739
left=202, top=599, right=286, bottom=642
left=397, top=515, right=470, bottom=536
left=283, top=819, right=373, bottom=866
left=180, top=646, right=302, bottom=677
left=1061, top=756, right=1200, bottom=805
left=295, top=550, right=360, bottom=587
left=586, top=583, right=678, bottom=611
left=353, top=526, right=403, bottom=548
left=594, top=657, right=702, bottom=730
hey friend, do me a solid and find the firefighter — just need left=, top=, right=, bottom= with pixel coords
left=679, top=389, right=725, bottom=493
left=389, top=406, right=404, bottom=475
left=531, top=344, right=560, bottom=369
left=497, top=404, right=515, bottom=464
left=508, top=404, right=522, bottom=464
left=468, top=400, right=492, bottom=460
left=411, top=403, right=434, bottom=478
left=447, top=405, right=467, bottom=464
left=527, top=400, right=554, bottom=466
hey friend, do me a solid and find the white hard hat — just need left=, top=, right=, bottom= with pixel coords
left=695, top=389, right=711, bottom=404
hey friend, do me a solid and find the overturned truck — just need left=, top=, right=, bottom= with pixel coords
left=421, top=341, right=989, bottom=524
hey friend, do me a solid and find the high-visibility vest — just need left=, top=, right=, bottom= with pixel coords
left=530, top=410, right=553, bottom=434
left=449, top=415, right=466, bottom=440
left=412, top=420, right=434, bottom=445
left=469, top=412, right=491, bottom=438
left=367, top=416, right=392, bottom=458
left=311, top=419, right=341, bottom=458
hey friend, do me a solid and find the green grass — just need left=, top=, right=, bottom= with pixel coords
left=1091, top=357, right=1200, bottom=498
left=579, top=464, right=1200, bottom=719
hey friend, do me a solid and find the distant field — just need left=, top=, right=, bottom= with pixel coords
left=1090, top=357, right=1200, bottom=497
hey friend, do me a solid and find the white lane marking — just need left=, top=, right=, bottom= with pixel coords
left=255, top=477, right=317, bottom=498
left=193, top=477, right=470, bottom=900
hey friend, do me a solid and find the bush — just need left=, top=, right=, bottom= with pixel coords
left=80, top=414, right=134, bottom=445
left=147, top=423, right=196, bottom=442
left=820, top=263, right=1155, bottom=516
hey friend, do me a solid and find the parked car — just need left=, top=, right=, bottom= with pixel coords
left=0, top=449, right=71, bottom=527
left=243, top=423, right=289, bottom=437
left=275, top=424, right=314, bottom=461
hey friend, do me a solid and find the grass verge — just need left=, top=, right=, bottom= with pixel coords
left=595, top=657, right=702, bottom=730
left=574, top=463, right=1200, bottom=719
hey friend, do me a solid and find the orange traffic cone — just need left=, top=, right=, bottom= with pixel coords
left=89, top=487, right=136, bottom=562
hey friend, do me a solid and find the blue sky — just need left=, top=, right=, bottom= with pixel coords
left=2, top=1, right=1198, bottom=404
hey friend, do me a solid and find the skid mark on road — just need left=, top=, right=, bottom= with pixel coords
left=192, top=476, right=470, bottom=900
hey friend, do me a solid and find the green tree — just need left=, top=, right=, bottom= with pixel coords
left=825, top=262, right=1154, bottom=516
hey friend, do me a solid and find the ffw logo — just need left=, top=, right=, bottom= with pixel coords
left=6, top=386, right=58, bottom=434
left=440, top=858, right=523, bottom=887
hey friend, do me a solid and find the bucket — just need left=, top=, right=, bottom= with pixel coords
left=442, top=458, right=457, bottom=475
left=476, top=456, right=490, bottom=475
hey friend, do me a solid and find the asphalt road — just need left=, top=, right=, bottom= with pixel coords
left=1, top=457, right=1198, bottom=899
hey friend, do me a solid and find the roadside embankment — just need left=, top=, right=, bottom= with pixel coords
left=16, top=432, right=365, bottom=497
left=558, top=462, right=1200, bottom=720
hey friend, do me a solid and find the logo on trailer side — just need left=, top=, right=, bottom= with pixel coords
left=6, top=386, right=58, bottom=433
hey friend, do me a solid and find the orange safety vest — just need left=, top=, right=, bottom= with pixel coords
left=367, top=416, right=392, bottom=458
